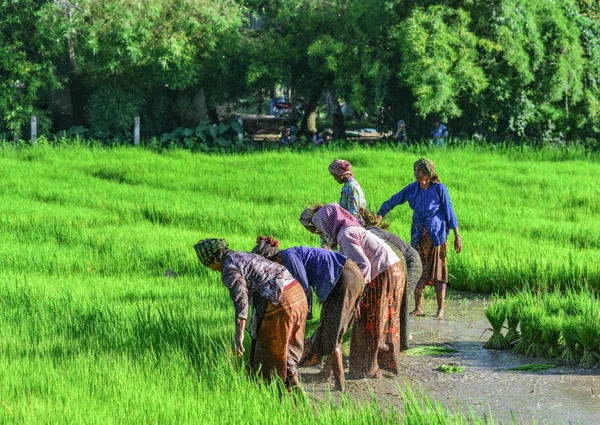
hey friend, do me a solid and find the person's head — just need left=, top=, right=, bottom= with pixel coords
left=398, top=120, right=405, bottom=130
left=413, top=157, right=440, bottom=184
left=328, top=159, right=353, bottom=184
left=299, top=204, right=323, bottom=234
left=432, top=117, right=441, bottom=129
left=317, top=128, right=325, bottom=136
left=193, top=238, right=230, bottom=271
left=358, top=207, right=390, bottom=230
left=251, top=236, right=282, bottom=263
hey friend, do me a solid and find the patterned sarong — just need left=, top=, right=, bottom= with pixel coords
left=252, top=281, right=307, bottom=383
left=415, top=228, right=447, bottom=293
left=308, top=259, right=364, bottom=356
left=349, top=261, right=405, bottom=376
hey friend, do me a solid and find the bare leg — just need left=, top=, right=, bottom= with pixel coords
left=411, top=288, right=424, bottom=316
left=316, top=356, right=333, bottom=381
left=331, top=345, right=345, bottom=391
left=436, top=285, right=446, bottom=319
left=288, top=374, right=302, bottom=389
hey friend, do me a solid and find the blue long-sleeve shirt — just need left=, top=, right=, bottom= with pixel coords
left=281, top=246, right=347, bottom=318
left=378, top=182, right=458, bottom=248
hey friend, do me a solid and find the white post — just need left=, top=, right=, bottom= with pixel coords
left=238, top=115, right=244, bottom=143
left=134, top=116, right=140, bottom=145
left=31, top=116, right=37, bottom=143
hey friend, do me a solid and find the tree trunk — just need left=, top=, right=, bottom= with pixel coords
left=300, top=88, right=322, bottom=136
left=257, top=90, right=263, bottom=116
left=327, top=87, right=346, bottom=140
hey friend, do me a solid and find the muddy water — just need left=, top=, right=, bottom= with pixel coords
left=302, top=296, right=600, bottom=425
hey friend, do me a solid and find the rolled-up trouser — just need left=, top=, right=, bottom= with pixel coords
left=401, top=256, right=423, bottom=350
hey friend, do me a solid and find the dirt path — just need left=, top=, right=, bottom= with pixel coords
left=302, top=297, right=600, bottom=425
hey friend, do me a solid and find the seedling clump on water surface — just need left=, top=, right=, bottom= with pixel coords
left=436, top=364, right=465, bottom=374
left=483, top=301, right=510, bottom=350
left=504, top=298, right=520, bottom=345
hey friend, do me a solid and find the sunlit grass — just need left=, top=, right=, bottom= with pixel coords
left=0, top=143, right=597, bottom=423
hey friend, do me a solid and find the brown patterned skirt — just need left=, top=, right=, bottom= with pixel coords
left=349, top=261, right=405, bottom=376
left=415, top=228, right=448, bottom=292
left=308, top=259, right=364, bottom=357
left=252, top=281, right=308, bottom=383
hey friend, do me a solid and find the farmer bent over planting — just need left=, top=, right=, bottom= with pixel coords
left=300, top=203, right=406, bottom=379
left=194, top=238, right=308, bottom=388
left=252, top=235, right=364, bottom=391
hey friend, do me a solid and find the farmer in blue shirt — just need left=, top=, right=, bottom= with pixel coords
left=377, top=158, right=462, bottom=320
left=431, top=117, right=448, bottom=146
left=252, top=236, right=364, bottom=391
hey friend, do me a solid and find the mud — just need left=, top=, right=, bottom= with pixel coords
left=302, top=296, right=600, bottom=424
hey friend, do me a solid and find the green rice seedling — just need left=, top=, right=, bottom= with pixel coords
left=504, top=297, right=521, bottom=345
left=436, top=363, right=465, bottom=374
left=524, top=307, right=546, bottom=358
left=574, top=304, right=600, bottom=369
left=558, top=316, right=581, bottom=365
left=540, top=315, right=564, bottom=359
left=510, top=363, right=558, bottom=372
left=542, top=291, right=563, bottom=316
left=483, top=301, right=510, bottom=350
left=404, top=346, right=457, bottom=356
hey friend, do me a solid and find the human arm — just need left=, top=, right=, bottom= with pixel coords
left=377, top=186, right=410, bottom=218
left=452, top=227, right=462, bottom=254
left=438, top=184, right=460, bottom=253
left=234, top=318, right=246, bottom=357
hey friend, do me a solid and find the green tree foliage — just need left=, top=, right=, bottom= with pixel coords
left=0, top=0, right=59, bottom=137
left=1, top=0, right=599, bottom=142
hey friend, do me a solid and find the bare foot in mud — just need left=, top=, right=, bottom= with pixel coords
left=436, top=309, right=444, bottom=320
left=314, top=367, right=333, bottom=382
left=367, top=369, right=384, bottom=379
left=410, top=309, right=425, bottom=317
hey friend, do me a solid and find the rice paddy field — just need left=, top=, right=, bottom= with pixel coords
left=0, top=142, right=599, bottom=424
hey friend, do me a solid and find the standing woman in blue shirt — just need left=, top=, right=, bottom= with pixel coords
left=377, top=158, right=462, bottom=319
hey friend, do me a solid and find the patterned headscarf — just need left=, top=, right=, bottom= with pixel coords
left=328, top=159, right=353, bottom=178
left=312, top=203, right=362, bottom=242
left=414, top=157, right=440, bottom=183
left=252, top=236, right=281, bottom=259
left=299, top=206, right=319, bottom=232
left=193, top=238, right=230, bottom=266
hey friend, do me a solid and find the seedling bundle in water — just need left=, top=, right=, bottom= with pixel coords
left=483, top=302, right=510, bottom=350
left=483, top=289, right=600, bottom=368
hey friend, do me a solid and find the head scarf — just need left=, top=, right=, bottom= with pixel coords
left=414, top=157, right=440, bottom=183
left=311, top=203, right=362, bottom=242
left=328, top=159, right=353, bottom=178
left=252, top=236, right=281, bottom=259
left=193, top=238, right=230, bottom=266
left=299, top=206, right=320, bottom=232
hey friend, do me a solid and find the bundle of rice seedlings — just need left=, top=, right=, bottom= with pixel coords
left=563, top=290, right=586, bottom=317
left=510, top=363, right=558, bottom=372
left=524, top=307, right=546, bottom=358
left=483, top=301, right=509, bottom=350
left=558, top=317, right=581, bottom=366
left=504, top=297, right=521, bottom=345
left=574, top=305, right=600, bottom=369
left=542, top=291, right=563, bottom=316
left=541, top=315, right=564, bottom=359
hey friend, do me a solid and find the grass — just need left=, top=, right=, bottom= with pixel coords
left=483, top=302, right=510, bottom=350
left=1, top=142, right=598, bottom=423
left=404, top=346, right=457, bottom=356
left=509, top=364, right=558, bottom=372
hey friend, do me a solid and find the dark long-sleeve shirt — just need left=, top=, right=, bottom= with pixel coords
left=221, top=251, right=295, bottom=321
left=378, top=182, right=458, bottom=247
